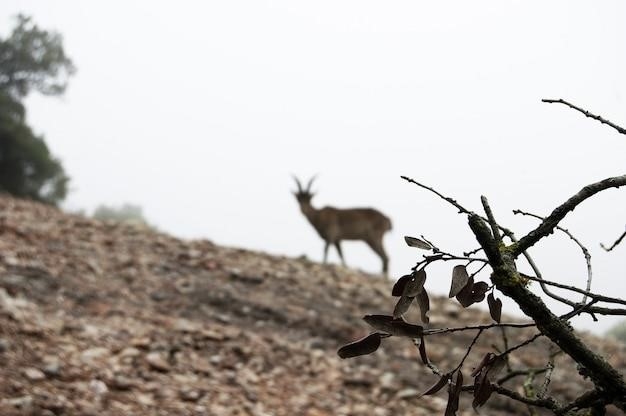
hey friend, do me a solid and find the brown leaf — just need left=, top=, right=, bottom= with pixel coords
left=456, top=278, right=489, bottom=307
left=418, top=336, right=428, bottom=365
left=487, top=293, right=502, bottom=323
left=337, top=333, right=383, bottom=359
left=471, top=353, right=496, bottom=377
left=455, top=276, right=475, bottom=307
left=393, top=295, right=414, bottom=318
left=445, top=371, right=463, bottom=416
left=486, top=355, right=506, bottom=380
left=392, top=274, right=411, bottom=297
left=404, top=236, right=431, bottom=250
left=449, top=265, right=470, bottom=298
left=403, top=269, right=426, bottom=297
left=472, top=281, right=489, bottom=297
left=362, top=315, right=423, bottom=338
left=472, top=371, right=493, bottom=409
left=416, top=289, right=430, bottom=324
left=420, top=373, right=451, bottom=397
left=471, top=354, right=504, bottom=410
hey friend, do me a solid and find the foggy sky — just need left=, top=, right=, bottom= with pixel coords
left=1, top=1, right=624, bottom=333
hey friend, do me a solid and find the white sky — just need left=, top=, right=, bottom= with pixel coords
left=1, top=1, right=624, bottom=333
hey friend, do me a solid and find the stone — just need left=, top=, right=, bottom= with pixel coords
left=146, top=352, right=170, bottom=372
left=22, top=367, right=46, bottom=381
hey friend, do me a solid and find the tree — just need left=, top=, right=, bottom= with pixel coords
left=0, top=14, right=75, bottom=205
left=92, top=203, right=152, bottom=228
left=338, top=100, right=626, bottom=415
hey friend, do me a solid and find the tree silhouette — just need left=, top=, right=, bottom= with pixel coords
left=339, top=99, right=626, bottom=415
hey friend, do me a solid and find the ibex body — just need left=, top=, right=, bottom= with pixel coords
left=293, top=176, right=392, bottom=274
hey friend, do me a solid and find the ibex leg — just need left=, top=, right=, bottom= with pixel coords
left=323, top=242, right=330, bottom=264
left=367, top=239, right=389, bottom=275
left=334, top=242, right=346, bottom=266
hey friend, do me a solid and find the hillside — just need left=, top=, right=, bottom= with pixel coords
left=0, top=195, right=624, bottom=416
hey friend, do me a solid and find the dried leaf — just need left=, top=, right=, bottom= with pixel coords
left=362, top=315, right=423, bottom=338
left=486, top=355, right=506, bottom=380
left=390, top=320, right=424, bottom=338
left=416, top=289, right=430, bottom=324
left=403, top=269, right=426, bottom=297
left=392, top=274, right=411, bottom=297
left=393, top=295, right=414, bottom=318
left=471, top=353, right=496, bottom=377
left=456, top=278, right=489, bottom=307
left=455, top=276, right=475, bottom=307
left=472, top=371, right=493, bottom=409
left=449, top=265, right=470, bottom=298
left=445, top=371, right=463, bottom=416
left=363, top=314, right=395, bottom=333
left=337, top=333, right=382, bottom=359
left=404, top=236, right=431, bottom=250
left=418, top=336, right=428, bottom=365
left=472, top=281, right=489, bottom=296
left=471, top=354, right=504, bottom=409
left=420, top=373, right=451, bottom=397
left=487, top=293, right=502, bottom=323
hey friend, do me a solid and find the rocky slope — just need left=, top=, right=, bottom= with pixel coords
left=0, top=195, right=624, bottom=415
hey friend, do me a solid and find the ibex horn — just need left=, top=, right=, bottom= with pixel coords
left=292, top=175, right=304, bottom=193
left=305, top=175, right=317, bottom=193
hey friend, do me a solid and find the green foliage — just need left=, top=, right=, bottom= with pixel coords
left=0, top=14, right=74, bottom=205
left=0, top=14, right=75, bottom=98
left=92, top=204, right=152, bottom=228
left=605, top=320, right=626, bottom=344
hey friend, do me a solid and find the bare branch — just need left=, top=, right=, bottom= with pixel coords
left=492, top=384, right=561, bottom=411
left=557, top=389, right=604, bottom=414
left=497, top=367, right=550, bottom=385
left=499, top=333, right=543, bottom=357
left=401, top=175, right=474, bottom=214
left=481, top=195, right=502, bottom=244
left=469, top=213, right=626, bottom=399
left=513, top=175, right=626, bottom=256
left=601, top=230, right=626, bottom=252
left=538, top=358, right=555, bottom=399
left=514, top=209, right=593, bottom=303
left=423, top=322, right=535, bottom=336
left=542, top=98, right=626, bottom=135
left=521, top=274, right=626, bottom=308
left=455, top=329, right=484, bottom=372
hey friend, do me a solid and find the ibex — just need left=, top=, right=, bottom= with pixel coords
left=292, top=176, right=392, bottom=274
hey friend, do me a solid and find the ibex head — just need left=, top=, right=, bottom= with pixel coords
left=292, top=175, right=316, bottom=205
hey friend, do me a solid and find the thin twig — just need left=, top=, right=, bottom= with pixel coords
left=499, top=326, right=512, bottom=372
left=513, top=233, right=578, bottom=308
left=400, top=176, right=474, bottom=214
left=538, top=354, right=556, bottom=399
left=497, top=367, right=550, bottom=385
left=481, top=196, right=502, bottom=244
left=498, top=333, right=543, bottom=357
left=424, top=322, right=535, bottom=336
left=455, top=329, right=484, bottom=372
left=412, top=251, right=488, bottom=272
left=492, top=384, right=561, bottom=411
left=560, top=299, right=599, bottom=321
left=514, top=209, right=593, bottom=303
left=542, top=98, right=626, bottom=135
left=412, top=339, right=443, bottom=376
left=601, top=230, right=626, bottom=252
left=468, top=261, right=490, bottom=280
left=521, top=274, right=626, bottom=307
